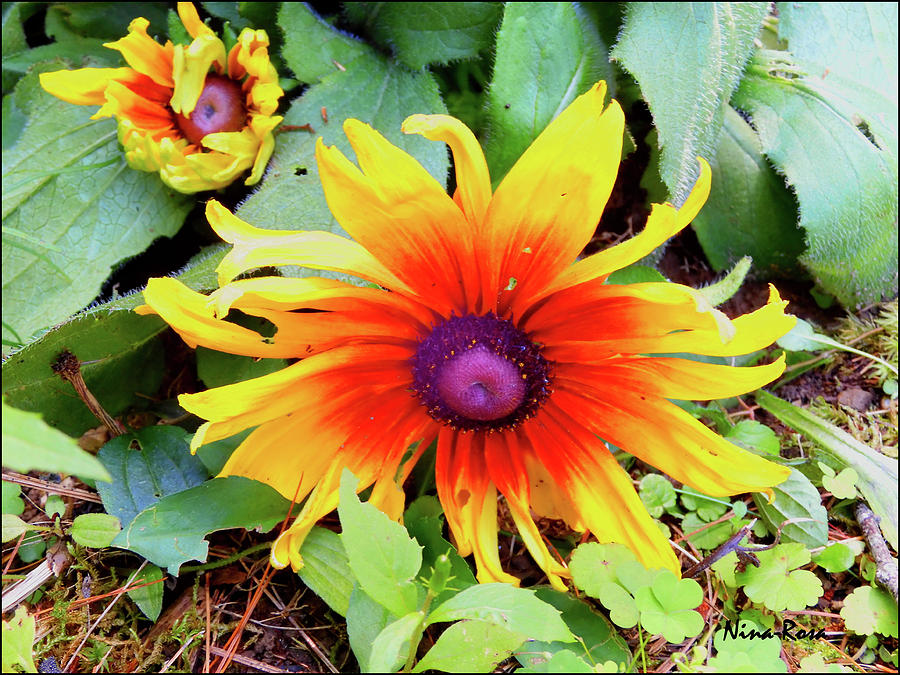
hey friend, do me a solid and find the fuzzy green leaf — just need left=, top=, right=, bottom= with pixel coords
left=735, top=543, right=823, bottom=612
left=351, top=3, right=502, bottom=70
left=2, top=67, right=191, bottom=349
left=752, top=467, right=828, bottom=548
left=427, top=584, right=574, bottom=643
left=413, top=619, right=524, bottom=673
left=278, top=3, right=372, bottom=83
left=733, top=49, right=897, bottom=308
left=115, top=476, right=290, bottom=575
left=484, top=2, right=614, bottom=183
left=840, top=585, right=898, bottom=637
left=338, top=470, right=422, bottom=619
left=1, top=399, right=111, bottom=481
left=613, top=3, right=768, bottom=204
left=1, top=606, right=38, bottom=674
left=691, top=107, right=803, bottom=276
left=97, top=426, right=208, bottom=529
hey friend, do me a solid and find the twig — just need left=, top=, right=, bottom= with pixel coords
left=2, top=471, right=103, bottom=504
left=262, top=584, right=339, bottom=673
left=855, top=502, right=899, bottom=604
left=206, top=646, right=292, bottom=673
left=1, top=559, right=54, bottom=613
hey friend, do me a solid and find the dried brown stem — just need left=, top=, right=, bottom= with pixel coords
left=51, top=350, right=126, bottom=437
left=855, top=502, right=899, bottom=604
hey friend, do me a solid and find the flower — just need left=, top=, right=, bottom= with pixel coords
left=137, top=80, right=795, bottom=589
left=39, top=2, right=283, bottom=193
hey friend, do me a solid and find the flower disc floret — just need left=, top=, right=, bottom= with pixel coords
left=412, top=313, right=552, bottom=431
left=38, top=2, right=283, bottom=193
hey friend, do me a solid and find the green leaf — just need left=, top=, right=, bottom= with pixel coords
left=735, top=543, right=823, bottom=612
left=413, top=619, right=525, bottom=673
left=691, top=107, right=804, bottom=276
left=726, top=420, right=781, bottom=456
left=354, top=3, right=502, bottom=70
left=696, top=256, right=753, bottom=307
left=777, top=318, right=831, bottom=352
left=125, top=564, right=164, bottom=621
left=44, top=495, right=65, bottom=519
left=346, top=584, right=399, bottom=674
left=114, top=476, right=290, bottom=574
left=752, top=467, right=828, bottom=548
left=2, top=67, right=191, bottom=348
left=633, top=570, right=704, bottom=643
left=605, top=265, right=666, bottom=285
left=733, top=50, right=898, bottom=308
left=709, top=620, right=787, bottom=673
left=1, top=399, right=111, bottom=481
left=638, top=473, right=677, bottom=518
left=2, top=3, right=28, bottom=93
left=517, top=650, right=595, bottom=673
left=515, top=588, right=631, bottom=671
left=298, top=526, right=354, bottom=617
left=2, top=37, right=119, bottom=76
left=338, top=470, right=422, bottom=618
left=403, top=496, right=477, bottom=605
left=812, top=541, right=857, bottom=574
left=680, top=487, right=729, bottom=522
left=484, top=2, right=614, bottom=183
left=196, top=345, right=288, bottom=389
left=96, top=426, right=209, bottom=529
left=1, top=606, right=38, bottom=674
left=840, top=586, right=898, bottom=638
left=755, top=389, right=898, bottom=550
left=69, top=513, right=121, bottom=548
left=612, top=3, right=768, bottom=204
left=1, top=309, right=166, bottom=436
left=426, top=583, right=574, bottom=643
left=819, top=463, right=859, bottom=500
left=2, top=513, right=28, bottom=543
left=2, top=481, right=24, bottom=516
left=278, top=3, right=372, bottom=83
left=43, top=2, right=169, bottom=41
left=568, top=542, right=638, bottom=596
left=368, top=611, right=422, bottom=674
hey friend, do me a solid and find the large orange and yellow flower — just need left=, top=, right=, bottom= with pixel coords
left=137, top=81, right=794, bottom=589
left=39, top=2, right=282, bottom=193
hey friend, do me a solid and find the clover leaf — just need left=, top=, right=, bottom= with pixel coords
left=708, top=620, right=787, bottom=673
left=812, top=541, right=857, bottom=573
left=818, top=462, right=859, bottom=500
left=639, top=474, right=678, bottom=517
left=633, top=570, right=704, bottom=643
left=569, top=542, right=638, bottom=596
left=840, top=586, right=899, bottom=637
left=735, top=543, right=824, bottom=612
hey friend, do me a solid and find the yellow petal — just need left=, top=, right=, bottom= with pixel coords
left=402, top=113, right=491, bottom=226
left=485, top=81, right=624, bottom=313
left=104, top=17, right=174, bottom=87
left=177, top=2, right=216, bottom=39
left=39, top=67, right=135, bottom=106
left=204, top=201, right=413, bottom=293
left=170, top=34, right=227, bottom=115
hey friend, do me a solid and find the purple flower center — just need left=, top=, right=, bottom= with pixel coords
left=412, top=313, right=551, bottom=431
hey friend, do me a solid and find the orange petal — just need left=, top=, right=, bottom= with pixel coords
left=551, top=385, right=791, bottom=498
left=95, top=80, right=174, bottom=130
left=402, top=114, right=491, bottom=227
left=483, top=432, right=569, bottom=590
left=182, top=343, right=415, bottom=447
left=39, top=67, right=136, bottom=106
left=316, top=123, right=475, bottom=315
left=484, top=81, right=624, bottom=314
left=204, top=200, right=413, bottom=292
left=524, top=403, right=680, bottom=574
left=435, top=430, right=520, bottom=585
left=558, top=353, right=787, bottom=402
left=104, top=17, right=174, bottom=88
